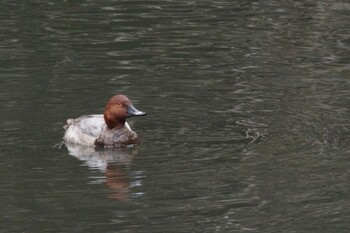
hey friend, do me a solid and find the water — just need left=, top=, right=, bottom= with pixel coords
left=1, top=0, right=349, bottom=232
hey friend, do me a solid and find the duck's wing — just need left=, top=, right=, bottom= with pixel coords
left=73, top=114, right=106, bottom=137
left=63, top=114, right=106, bottom=146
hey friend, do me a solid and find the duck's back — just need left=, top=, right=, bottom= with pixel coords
left=63, top=114, right=106, bottom=146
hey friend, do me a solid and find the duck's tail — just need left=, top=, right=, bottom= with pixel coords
left=63, top=119, right=74, bottom=130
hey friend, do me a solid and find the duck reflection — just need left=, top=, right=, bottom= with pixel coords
left=65, top=144, right=139, bottom=201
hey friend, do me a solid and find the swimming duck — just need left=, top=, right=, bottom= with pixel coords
left=63, top=95, right=146, bottom=147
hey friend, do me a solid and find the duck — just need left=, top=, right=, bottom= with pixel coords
left=63, top=94, right=146, bottom=147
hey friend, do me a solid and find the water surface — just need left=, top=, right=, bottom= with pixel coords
left=0, top=1, right=349, bottom=232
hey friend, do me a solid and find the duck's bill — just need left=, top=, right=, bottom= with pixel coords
left=127, top=104, right=147, bottom=117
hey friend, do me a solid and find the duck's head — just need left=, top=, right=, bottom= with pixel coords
left=104, top=95, right=146, bottom=129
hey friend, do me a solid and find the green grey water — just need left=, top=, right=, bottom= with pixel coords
left=0, top=1, right=349, bottom=232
